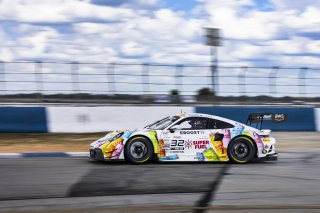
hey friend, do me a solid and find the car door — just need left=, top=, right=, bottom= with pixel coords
left=206, top=118, right=235, bottom=161
left=160, top=117, right=211, bottom=161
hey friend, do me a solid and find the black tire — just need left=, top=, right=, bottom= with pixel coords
left=228, top=137, right=256, bottom=164
left=125, top=137, right=154, bottom=164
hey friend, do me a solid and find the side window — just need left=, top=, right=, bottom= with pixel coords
left=172, top=117, right=209, bottom=130
left=208, top=119, right=234, bottom=129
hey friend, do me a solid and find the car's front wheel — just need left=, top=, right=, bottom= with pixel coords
left=125, top=137, right=153, bottom=164
left=228, top=137, right=256, bottom=164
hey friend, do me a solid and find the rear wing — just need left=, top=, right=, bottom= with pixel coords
left=246, top=113, right=287, bottom=130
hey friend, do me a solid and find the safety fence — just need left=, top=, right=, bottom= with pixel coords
left=0, top=61, right=320, bottom=97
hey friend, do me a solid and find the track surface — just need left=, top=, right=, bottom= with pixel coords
left=0, top=158, right=227, bottom=200
left=0, top=151, right=319, bottom=213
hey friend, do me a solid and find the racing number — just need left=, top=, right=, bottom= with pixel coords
left=171, top=140, right=184, bottom=147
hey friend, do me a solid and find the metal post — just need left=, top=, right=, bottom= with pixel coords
left=269, top=66, right=279, bottom=95
left=35, top=61, right=43, bottom=100
left=175, top=64, right=183, bottom=93
left=0, top=61, right=6, bottom=95
left=71, top=61, right=79, bottom=94
left=299, top=67, right=308, bottom=97
left=210, top=46, right=218, bottom=95
left=142, top=63, right=149, bottom=93
left=107, top=63, right=115, bottom=93
left=238, top=66, right=247, bottom=96
left=205, top=27, right=220, bottom=96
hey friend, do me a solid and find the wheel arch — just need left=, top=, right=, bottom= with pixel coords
left=124, top=135, right=156, bottom=155
left=229, top=134, right=258, bottom=158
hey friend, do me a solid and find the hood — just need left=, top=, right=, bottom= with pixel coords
left=90, top=130, right=137, bottom=149
left=90, top=131, right=123, bottom=149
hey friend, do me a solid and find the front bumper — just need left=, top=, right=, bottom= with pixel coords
left=255, top=153, right=278, bottom=162
left=89, top=148, right=104, bottom=161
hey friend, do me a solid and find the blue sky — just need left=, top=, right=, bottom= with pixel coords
left=0, top=0, right=320, bottom=67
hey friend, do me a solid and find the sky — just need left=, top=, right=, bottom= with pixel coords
left=1, top=0, right=320, bottom=97
left=1, top=0, right=320, bottom=67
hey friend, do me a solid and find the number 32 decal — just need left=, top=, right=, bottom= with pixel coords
left=171, top=140, right=184, bottom=147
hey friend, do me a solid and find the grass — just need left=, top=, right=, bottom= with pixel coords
left=0, top=133, right=105, bottom=153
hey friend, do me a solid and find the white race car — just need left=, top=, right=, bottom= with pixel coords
left=89, top=112, right=281, bottom=164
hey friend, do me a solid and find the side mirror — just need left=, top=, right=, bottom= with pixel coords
left=169, top=125, right=181, bottom=133
left=169, top=128, right=176, bottom=133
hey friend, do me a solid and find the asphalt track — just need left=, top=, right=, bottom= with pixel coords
left=0, top=152, right=319, bottom=212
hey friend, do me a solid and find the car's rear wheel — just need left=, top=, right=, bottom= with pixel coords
left=228, top=137, right=256, bottom=164
left=125, top=137, right=153, bottom=164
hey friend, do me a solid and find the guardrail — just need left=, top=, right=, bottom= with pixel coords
left=0, top=61, right=319, bottom=97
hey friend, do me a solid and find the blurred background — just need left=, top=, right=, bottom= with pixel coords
left=0, top=0, right=320, bottom=106
left=0, top=0, right=320, bottom=213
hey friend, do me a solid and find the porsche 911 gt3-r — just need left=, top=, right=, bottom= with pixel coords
left=89, top=112, right=280, bottom=164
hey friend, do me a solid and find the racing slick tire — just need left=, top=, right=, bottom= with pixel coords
left=125, top=137, right=154, bottom=164
left=228, top=137, right=256, bottom=164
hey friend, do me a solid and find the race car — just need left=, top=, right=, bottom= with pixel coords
left=89, top=112, right=280, bottom=164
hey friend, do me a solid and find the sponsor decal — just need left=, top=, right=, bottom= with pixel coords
left=196, top=152, right=205, bottom=161
left=162, top=139, right=171, bottom=150
left=180, top=130, right=205, bottom=134
left=173, top=135, right=182, bottom=139
left=170, top=139, right=210, bottom=150
left=262, top=138, right=271, bottom=142
left=272, top=113, right=287, bottom=122
left=193, top=140, right=209, bottom=149
left=171, top=150, right=184, bottom=153
left=163, top=143, right=170, bottom=149
left=184, top=140, right=193, bottom=149
left=159, top=154, right=179, bottom=160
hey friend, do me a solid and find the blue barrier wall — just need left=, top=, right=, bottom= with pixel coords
left=0, top=107, right=47, bottom=133
left=196, top=107, right=316, bottom=131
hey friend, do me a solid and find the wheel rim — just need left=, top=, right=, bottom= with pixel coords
left=130, top=141, right=147, bottom=159
left=233, top=142, right=249, bottom=159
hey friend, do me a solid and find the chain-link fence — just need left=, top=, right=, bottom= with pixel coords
left=0, top=61, right=319, bottom=97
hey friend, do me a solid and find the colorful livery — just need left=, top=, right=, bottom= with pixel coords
left=89, top=113, right=278, bottom=164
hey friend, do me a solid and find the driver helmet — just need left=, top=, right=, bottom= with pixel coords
left=188, top=119, right=206, bottom=129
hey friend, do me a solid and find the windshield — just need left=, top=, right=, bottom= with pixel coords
left=145, top=115, right=180, bottom=130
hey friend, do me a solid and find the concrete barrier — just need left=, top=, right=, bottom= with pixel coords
left=47, top=106, right=193, bottom=133
left=0, top=106, right=318, bottom=133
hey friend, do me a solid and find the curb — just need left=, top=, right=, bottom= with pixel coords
left=0, top=152, right=88, bottom=158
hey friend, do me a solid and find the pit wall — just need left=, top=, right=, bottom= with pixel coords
left=0, top=106, right=318, bottom=133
